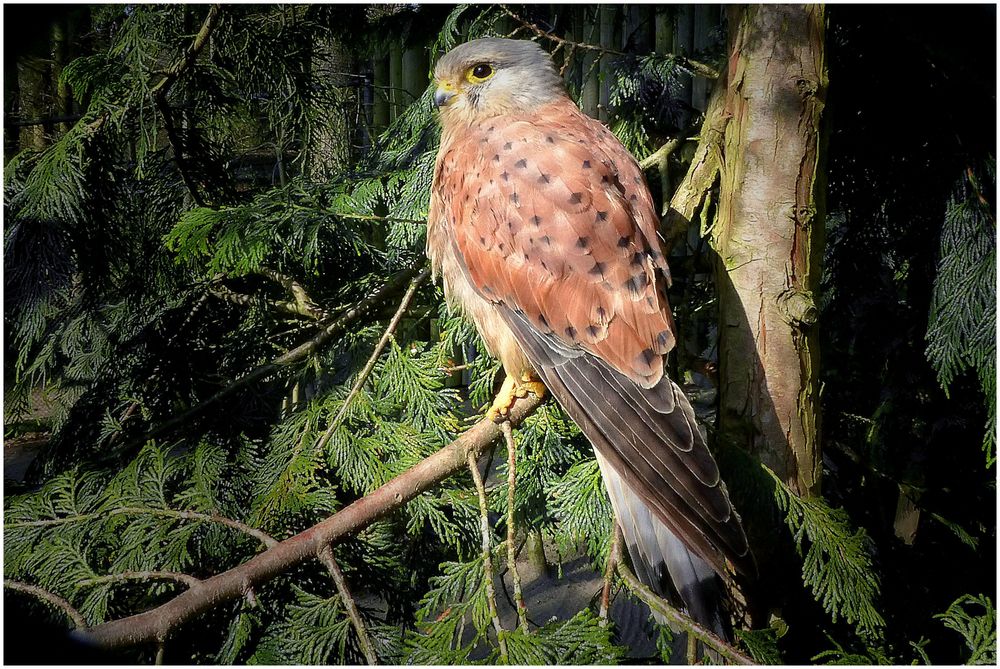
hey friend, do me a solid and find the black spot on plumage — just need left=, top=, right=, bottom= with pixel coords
left=538, top=313, right=549, bottom=328
left=546, top=135, right=555, bottom=144
left=586, top=325, right=601, bottom=338
left=503, top=142, right=513, bottom=151
left=595, top=211, right=608, bottom=222
left=515, top=158, right=528, bottom=169
left=596, top=306, right=608, bottom=321
left=537, top=174, right=550, bottom=184
left=493, top=154, right=500, bottom=162
left=565, top=326, right=578, bottom=340
left=501, top=171, right=510, bottom=181
left=582, top=160, right=592, bottom=169
left=531, top=215, right=542, bottom=226
left=640, top=348, right=657, bottom=367
left=576, top=236, right=590, bottom=249
left=631, top=252, right=644, bottom=266
left=656, top=330, right=672, bottom=350
left=510, top=193, right=519, bottom=205
left=569, top=192, right=583, bottom=205
left=540, top=235, right=551, bottom=246
left=589, top=262, right=606, bottom=276
left=624, top=273, right=649, bottom=293
left=487, top=126, right=496, bottom=133
left=601, top=175, right=610, bottom=184
left=629, top=193, right=638, bottom=202
left=618, top=236, right=631, bottom=249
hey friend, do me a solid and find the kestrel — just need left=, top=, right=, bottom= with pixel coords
left=427, top=38, right=751, bottom=636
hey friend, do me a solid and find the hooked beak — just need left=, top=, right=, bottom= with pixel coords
left=434, top=81, right=457, bottom=108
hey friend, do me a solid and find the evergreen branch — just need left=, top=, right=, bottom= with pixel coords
left=4, top=580, right=87, bottom=630
left=258, top=267, right=329, bottom=321
left=638, top=129, right=693, bottom=172
left=6, top=507, right=277, bottom=549
left=142, top=264, right=426, bottom=443
left=468, top=451, right=509, bottom=661
left=318, top=545, right=379, bottom=666
left=501, top=6, right=720, bottom=79
left=598, top=523, right=622, bottom=622
left=616, top=563, right=754, bottom=665
left=315, top=269, right=429, bottom=452
left=501, top=420, right=528, bottom=631
left=74, top=393, right=545, bottom=651
left=76, top=571, right=202, bottom=589
left=209, top=284, right=326, bottom=321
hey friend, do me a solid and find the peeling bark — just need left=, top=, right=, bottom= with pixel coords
left=712, top=5, right=827, bottom=497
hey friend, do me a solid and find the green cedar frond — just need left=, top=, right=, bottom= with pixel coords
left=935, top=594, right=996, bottom=665
left=769, top=468, right=885, bottom=638
left=925, top=159, right=997, bottom=466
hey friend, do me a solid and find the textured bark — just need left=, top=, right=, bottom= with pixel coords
left=712, top=6, right=827, bottom=497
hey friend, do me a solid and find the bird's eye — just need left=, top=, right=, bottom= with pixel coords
left=467, top=63, right=494, bottom=83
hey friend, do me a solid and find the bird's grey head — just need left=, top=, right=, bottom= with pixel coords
left=432, top=38, right=566, bottom=123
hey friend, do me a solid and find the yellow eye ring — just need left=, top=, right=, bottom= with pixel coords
left=466, top=63, right=494, bottom=84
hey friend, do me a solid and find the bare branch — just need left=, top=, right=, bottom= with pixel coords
left=468, top=451, right=509, bottom=660
left=501, top=5, right=719, bottom=79
left=500, top=420, right=528, bottom=630
left=598, top=523, right=622, bottom=622
left=318, top=546, right=379, bottom=665
left=617, top=562, right=754, bottom=665
left=74, top=393, right=545, bottom=650
left=660, top=79, right=730, bottom=251
left=4, top=580, right=87, bottom=629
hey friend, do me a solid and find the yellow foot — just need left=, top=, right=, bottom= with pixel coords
left=486, top=373, right=547, bottom=423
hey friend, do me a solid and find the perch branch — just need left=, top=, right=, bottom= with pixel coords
left=76, top=571, right=202, bottom=589
left=617, top=562, right=754, bottom=665
left=4, top=580, right=87, bottom=629
left=315, top=269, right=428, bottom=451
left=318, top=546, right=379, bottom=666
left=73, top=393, right=545, bottom=650
left=468, top=451, right=509, bottom=660
left=500, top=420, right=528, bottom=630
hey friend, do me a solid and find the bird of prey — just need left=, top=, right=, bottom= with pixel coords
left=427, top=37, right=752, bottom=636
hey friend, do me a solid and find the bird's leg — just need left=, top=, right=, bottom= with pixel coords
left=514, top=371, right=547, bottom=400
left=486, top=372, right=547, bottom=423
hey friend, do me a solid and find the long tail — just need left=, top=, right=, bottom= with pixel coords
left=595, top=449, right=729, bottom=638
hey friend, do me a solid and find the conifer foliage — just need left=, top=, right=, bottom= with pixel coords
left=4, top=4, right=995, bottom=665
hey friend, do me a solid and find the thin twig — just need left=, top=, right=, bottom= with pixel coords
left=617, top=562, right=754, bottom=665
left=468, top=451, right=509, bottom=661
left=76, top=571, right=202, bottom=589
left=8, top=507, right=277, bottom=550
left=639, top=134, right=689, bottom=172
left=501, top=5, right=719, bottom=79
left=315, top=269, right=428, bottom=452
left=500, top=420, right=528, bottom=631
left=149, top=5, right=222, bottom=207
left=599, top=523, right=623, bottom=623
left=318, top=545, right=379, bottom=665
left=4, top=580, right=87, bottom=629
left=139, top=264, right=426, bottom=445
left=74, top=393, right=544, bottom=650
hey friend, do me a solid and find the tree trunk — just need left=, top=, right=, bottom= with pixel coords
left=712, top=5, right=827, bottom=497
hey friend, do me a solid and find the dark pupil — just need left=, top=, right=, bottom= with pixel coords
left=472, top=64, right=492, bottom=79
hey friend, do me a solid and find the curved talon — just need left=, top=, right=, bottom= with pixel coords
left=487, top=373, right=548, bottom=423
